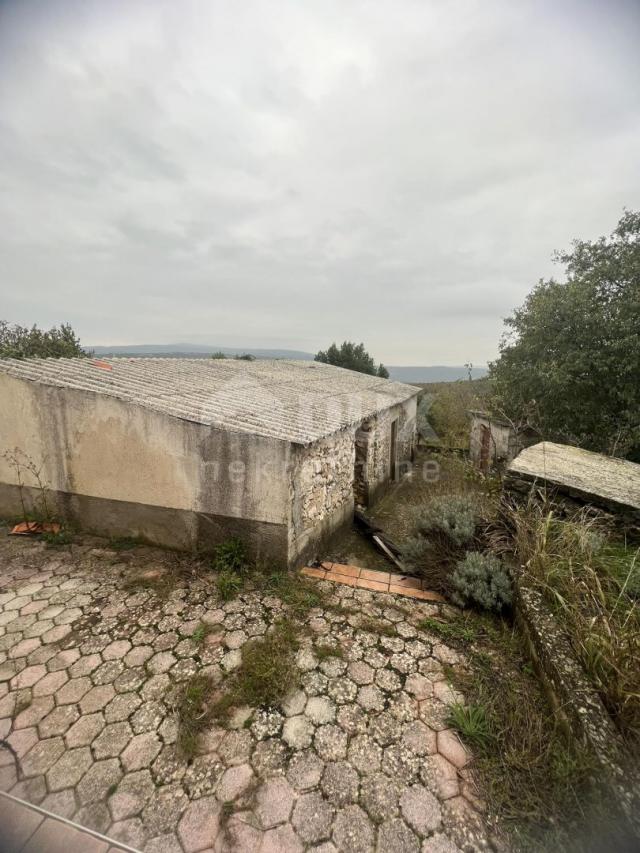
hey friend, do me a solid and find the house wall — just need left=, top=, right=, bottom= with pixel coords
left=0, top=373, right=290, bottom=561
left=287, top=395, right=418, bottom=567
left=365, top=396, right=417, bottom=504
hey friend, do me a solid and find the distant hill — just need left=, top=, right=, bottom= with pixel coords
left=89, top=344, right=488, bottom=383
left=90, top=344, right=315, bottom=360
left=387, top=365, right=488, bottom=383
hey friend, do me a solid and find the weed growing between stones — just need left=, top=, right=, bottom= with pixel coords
left=418, top=615, right=477, bottom=644
left=446, top=702, right=492, bottom=750
left=175, top=673, right=217, bottom=759
left=212, top=618, right=300, bottom=720
left=315, top=642, right=345, bottom=661
left=216, top=569, right=244, bottom=601
left=358, top=616, right=397, bottom=637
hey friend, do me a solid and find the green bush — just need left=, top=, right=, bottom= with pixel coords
left=413, top=495, right=478, bottom=547
left=451, top=551, right=512, bottom=612
left=400, top=535, right=432, bottom=570
left=213, top=538, right=248, bottom=574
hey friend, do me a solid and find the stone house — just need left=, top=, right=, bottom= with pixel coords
left=0, top=357, right=419, bottom=567
left=469, top=410, right=538, bottom=473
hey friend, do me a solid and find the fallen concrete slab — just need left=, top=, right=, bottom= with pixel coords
left=506, top=441, right=640, bottom=524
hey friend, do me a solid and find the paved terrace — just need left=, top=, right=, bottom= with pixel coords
left=0, top=531, right=493, bottom=852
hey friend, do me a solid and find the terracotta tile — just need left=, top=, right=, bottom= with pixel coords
left=390, top=575, right=422, bottom=590
left=301, top=567, right=326, bottom=580
left=320, top=561, right=334, bottom=571
left=325, top=572, right=357, bottom=587
left=359, top=569, right=391, bottom=584
left=356, top=577, right=389, bottom=593
left=331, top=563, right=361, bottom=578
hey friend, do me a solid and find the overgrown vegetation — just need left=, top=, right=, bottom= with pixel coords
left=433, top=609, right=607, bottom=851
left=506, top=501, right=640, bottom=749
left=213, top=618, right=299, bottom=720
left=421, top=377, right=491, bottom=448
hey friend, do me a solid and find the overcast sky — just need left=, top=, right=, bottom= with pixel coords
left=1, top=0, right=638, bottom=364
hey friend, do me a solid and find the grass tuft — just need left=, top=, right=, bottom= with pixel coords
left=358, top=616, right=396, bottom=637
left=418, top=616, right=476, bottom=644
left=175, top=674, right=217, bottom=759
left=447, top=702, right=493, bottom=749
left=315, top=642, right=344, bottom=661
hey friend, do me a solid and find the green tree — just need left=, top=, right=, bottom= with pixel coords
left=490, top=210, right=640, bottom=459
left=0, top=321, right=87, bottom=359
left=315, top=341, right=389, bottom=378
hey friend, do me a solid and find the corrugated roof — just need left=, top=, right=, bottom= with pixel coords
left=0, top=357, right=419, bottom=445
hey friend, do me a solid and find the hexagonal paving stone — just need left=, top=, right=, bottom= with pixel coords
left=92, top=721, right=133, bottom=759
left=76, top=758, right=123, bottom=805
left=37, top=704, right=80, bottom=738
left=177, top=795, right=221, bottom=852
left=56, top=676, right=93, bottom=705
left=281, top=715, right=314, bottom=750
left=255, top=776, right=295, bottom=828
left=65, top=712, right=105, bottom=748
left=216, top=763, right=253, bottom=802
left=360, top=772, right=401, bottom=822
left=347, top=734, right=381, bottom=775
left=121, top=732, right=162, bottom=772
left=400, top=785, right=442, bottom=836
left=21, top=737, right=65, bottom=777
left=101, top=689, right=141, bottom=722
left=314, top=724, right=348, bottom=761
left=332, top=804, right=375, bottom=853
left=46, top=747, right=93, bottom=791
left=291, top=791, right=334, bottom=844
left=305, top=696, right=336, bottom=725
left=377, top=817, right=420, bottom=853
left=32, top=669, right=68, bottom=697
left=102, top=639, right=132, bottom=661
left=261, top=823, right=304, bottom=853
left=320, top=761, right=359, bottom=807
left=80, top=684, right=115, bottom=714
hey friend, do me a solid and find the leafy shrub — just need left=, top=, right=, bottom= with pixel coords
left=413, top=494, right=478, bottom=547
left=400, top=535, right=432, bottom=570
left=216, top=569, right=244, bottom=601
left=213, top=538, right=248, bottom=574
left=451, top=551, right=512, bottom=612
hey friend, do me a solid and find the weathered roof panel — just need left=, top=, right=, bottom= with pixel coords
left=0, top=357, right=419, bottom=445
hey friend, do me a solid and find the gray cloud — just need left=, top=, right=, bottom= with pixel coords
left=1, top=0, right=639, bottom=363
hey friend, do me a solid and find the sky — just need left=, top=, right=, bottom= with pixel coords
left=0, top=0, right=638, bottom=364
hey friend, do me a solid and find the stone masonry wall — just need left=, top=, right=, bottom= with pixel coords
left=296, top=429, right=356, bottom=528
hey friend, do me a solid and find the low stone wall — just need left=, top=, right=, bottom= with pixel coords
left=514, top=574, right=640, bottom=837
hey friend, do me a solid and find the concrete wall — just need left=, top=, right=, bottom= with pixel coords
left=0, top=373, right=290, bottom=560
